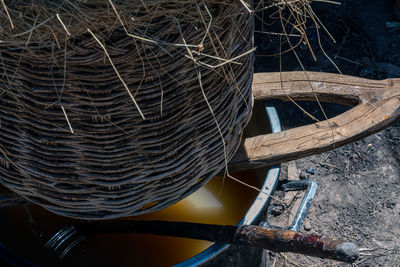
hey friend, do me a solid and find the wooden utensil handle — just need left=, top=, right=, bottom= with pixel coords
left=229, top=72, right=400, bottom=172
left=236, top=225, right=359, bottom=263
left=75, top=220, right=359, bottom=263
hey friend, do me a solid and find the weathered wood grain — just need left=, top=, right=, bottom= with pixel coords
left=229, top=72, right=400, bottom=172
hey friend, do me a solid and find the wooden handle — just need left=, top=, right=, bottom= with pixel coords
left=73, top=220, right=359, bottom=263
left=236, top=225, right=359, bottom=263
left=229, top=71, right=400, bottom=172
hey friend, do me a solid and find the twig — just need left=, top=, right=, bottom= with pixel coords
left=239, top=0, right=253, bottom=13
left=61, top=106, right=74, bottom=134
left=1, top=0, right=14, bottom=29
left=56, top=13, right=71, bottom=36
left=12, top=16, right=54, bottom=38
left=318, top=161, right=339, bottom=170
left=87, top=28, right=145, bottom=120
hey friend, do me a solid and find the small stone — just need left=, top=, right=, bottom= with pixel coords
left=269, top=204, right=285, bottom=216
left=306, top=168, right=316, bottom=175
left=350, top=154, right=358, bottom=160
left=268, top=251, right=276, bottom=260
left=386, top=202, right=396, bottom=209
left=299, top=171, right=310, bottom=179
left=304, top=221, right=312, bottom=231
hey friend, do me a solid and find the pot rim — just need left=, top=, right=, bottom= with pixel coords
left=176, top=103, right=282, bottom=267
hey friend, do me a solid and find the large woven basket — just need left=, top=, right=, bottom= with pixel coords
left=0, top=1, right=254, bottom=219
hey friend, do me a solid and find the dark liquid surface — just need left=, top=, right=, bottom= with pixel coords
left=0, top=170, right=264, bottom=267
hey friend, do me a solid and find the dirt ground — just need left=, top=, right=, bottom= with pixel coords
left=254, top=1, right=400, bottom=266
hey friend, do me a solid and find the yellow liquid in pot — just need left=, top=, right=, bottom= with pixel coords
left=0, top=170, right=262, bottom=267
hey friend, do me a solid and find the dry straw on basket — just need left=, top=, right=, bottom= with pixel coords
left=0, top=0, right=255, bottom=219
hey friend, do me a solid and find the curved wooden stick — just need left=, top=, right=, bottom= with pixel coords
left=229, top=71, right=400, bottom=172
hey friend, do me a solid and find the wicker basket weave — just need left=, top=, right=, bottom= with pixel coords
left=0, top=1, right=254, bottom=219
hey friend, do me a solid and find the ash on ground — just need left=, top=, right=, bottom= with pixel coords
left=255, top=0, right=400, bottom=266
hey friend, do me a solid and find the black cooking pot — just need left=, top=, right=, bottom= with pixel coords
left=0, top=102, right=281, bottom=267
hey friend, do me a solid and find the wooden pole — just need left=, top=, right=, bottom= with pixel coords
left=72, top=220, right=359, bottom=263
